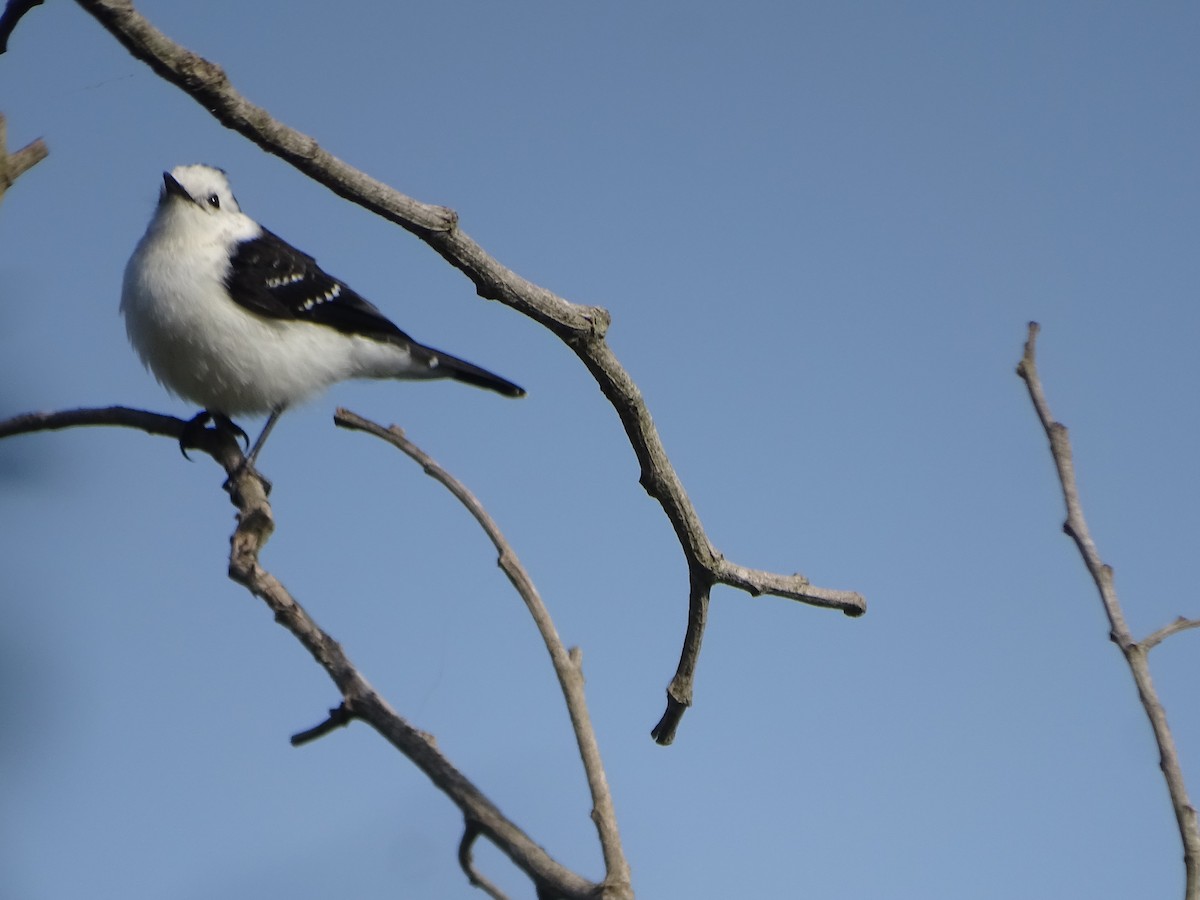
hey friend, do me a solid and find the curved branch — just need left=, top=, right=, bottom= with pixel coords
left=0, top=406, right=601, bottom=900
left=70, top=0, right=865, bottom=739
left=1017, top=322, right=1200, bottom=899
left=651, top=567, right=711, bottom=745
left=335, top=408, right=633, bottom=896
left=458, top=824, right=511, bottom=900
left=0, top=405, right=218, bottom=452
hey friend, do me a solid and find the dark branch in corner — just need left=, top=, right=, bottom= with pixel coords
left=66, top=0, right=865, bottom=743
left=0, top=0, right=44, bottom=53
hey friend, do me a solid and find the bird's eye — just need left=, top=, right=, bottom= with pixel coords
left=206, top=193, right=221, bottom=209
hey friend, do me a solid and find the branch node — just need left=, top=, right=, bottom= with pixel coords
left=434, top=204, right=458, bottom=231
left=182, top=53, right=225, bottom=90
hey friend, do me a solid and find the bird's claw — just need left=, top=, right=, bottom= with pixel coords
left=217, top=414, right=250, bottom=450
left=179, top=411, right=211, bottom=459
left=179, top=410, right=249, bottom=459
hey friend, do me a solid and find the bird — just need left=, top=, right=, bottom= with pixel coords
left=121, top=164, right=524, bottom=469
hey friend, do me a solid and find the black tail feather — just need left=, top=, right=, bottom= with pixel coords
left=435, top=351, right=525, bottom=398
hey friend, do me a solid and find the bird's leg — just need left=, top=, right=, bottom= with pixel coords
left=244, top=408, right=283, bottom=469
left=179, top=410, right=249, bottom=460
left=220, top=409, right=282, bottom=496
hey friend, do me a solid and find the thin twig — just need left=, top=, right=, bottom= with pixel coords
left=335, top=408, right=633, bottom=897
left=1016, top=321, right=1200, bottom=900
left=70, top=0, right=865, bottom=740
left=1142, top=617, right=1200, bottom=653
left=0, top=405, right=603, bottom=900
left=0, top=112, right=49, bottom=204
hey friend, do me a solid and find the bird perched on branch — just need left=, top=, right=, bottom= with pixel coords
left=121, top=164, right=524, bottom=467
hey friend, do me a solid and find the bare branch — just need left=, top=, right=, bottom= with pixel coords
left=651, top=568, right=711, bottom=745
left=0, top=405, right=232, bottom=457
left=1016, top=322, right=1200, bottom=899
left=1141, top=617, right=1200, bottom=653
left=70, top=0, right=866, bottom=738
left=0, top=406, right=603, bottom=899
left=0, top=0, right=43, bottom=53
left=335, top=408, right=633, bottom=896
left=0, top=112, right=49, bottom=204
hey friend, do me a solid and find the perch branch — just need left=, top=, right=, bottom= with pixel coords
left=1016, top=321, right=1200, bottom=900
left=1, top=405, right=208, bottom=446
left=70, top=0, right=865, bottom=742
left=335, top=408, right=632, bottom=896
left=0, top=406, right=605, bottom=900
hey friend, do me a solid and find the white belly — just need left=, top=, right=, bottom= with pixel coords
left=121, top=237, right=412, bottom=415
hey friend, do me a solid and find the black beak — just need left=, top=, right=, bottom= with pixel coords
left=161, top=171, right=192, bottom=203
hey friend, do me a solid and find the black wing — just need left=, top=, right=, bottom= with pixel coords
left=224, top=229, right=413, bottom=342
left=224, top=229, right=526, bottom=398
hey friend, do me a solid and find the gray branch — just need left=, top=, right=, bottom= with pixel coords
left=1142, top=617, right=1200, bottom=653
left=1016, top=321, right=1200, bottom=900
left=335, top=408, right=632, bottom=897
left=0, top=112, right=48, bottom=204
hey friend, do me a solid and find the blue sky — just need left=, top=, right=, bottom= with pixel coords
left=3, top=2, right=1199, bottom=897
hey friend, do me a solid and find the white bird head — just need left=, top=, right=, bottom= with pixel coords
left=147, top=164, right=258, bottom=247
left=160, top=164, right=243, bottom=215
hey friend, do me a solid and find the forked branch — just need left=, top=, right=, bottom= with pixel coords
left=1016, top=322, right=1200, bottom=900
